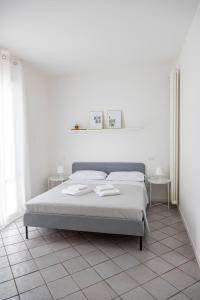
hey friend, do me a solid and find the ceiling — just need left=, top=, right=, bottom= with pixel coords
left=0, top=0, right=199, bottom=75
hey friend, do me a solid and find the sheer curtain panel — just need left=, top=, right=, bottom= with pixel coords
left=0, top=50, right=29, bottom=228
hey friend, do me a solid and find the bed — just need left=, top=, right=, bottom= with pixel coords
left=23, top=162, right=148, bottom=250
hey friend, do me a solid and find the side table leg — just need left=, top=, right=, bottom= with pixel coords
left=150, top=183, right=152, bottom=207
left=168, top=183, right=170, bottom=208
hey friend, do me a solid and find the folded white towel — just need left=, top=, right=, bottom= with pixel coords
left=94, top=188, right=120, bottom=197
left=62, top=187, right=91, bottom=196
left=95, top=184, right=115, bottom=192
left=66, top=184, right=88, bottom=192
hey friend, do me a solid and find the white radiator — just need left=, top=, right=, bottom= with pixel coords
left=170, top=69, right=180, bottom=205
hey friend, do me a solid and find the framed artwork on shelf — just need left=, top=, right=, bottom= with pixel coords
left=89, top=111, right=103, bottom=129
left=107, top=110, right=122, bottom=129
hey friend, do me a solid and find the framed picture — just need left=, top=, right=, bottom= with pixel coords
left=89, top=111, right=103, bottom=129
left=107, top=110, right=122, bottom=129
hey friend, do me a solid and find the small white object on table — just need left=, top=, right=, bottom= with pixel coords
left=48, top=175, right=68, bottom=189
left=148, top=177, right=171, bottom=208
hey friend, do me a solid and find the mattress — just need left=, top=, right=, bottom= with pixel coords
left=25, top=180, right=149, bottom=228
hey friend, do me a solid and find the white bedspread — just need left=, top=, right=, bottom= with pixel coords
left=25, top=180, right=149, bottom=229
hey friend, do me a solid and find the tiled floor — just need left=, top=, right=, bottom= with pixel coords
left=0, top=205, right=200, bottom=300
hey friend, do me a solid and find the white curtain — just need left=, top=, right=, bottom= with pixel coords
left=170, top=69, right=180, bottom=205
left=0, top=50, right=29, bottom=228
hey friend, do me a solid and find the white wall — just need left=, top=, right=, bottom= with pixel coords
left=49, top=66, right=170, bottom=201
left=23, top=62, right=50, bottom=198
left=179, top=5, right=200, bottom=263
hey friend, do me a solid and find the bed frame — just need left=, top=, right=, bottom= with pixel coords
left=24, top=162, right=146, bottom=250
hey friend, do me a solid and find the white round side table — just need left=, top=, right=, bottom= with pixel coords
left=148, top=177, right=171, bottom=208
left=48, top=175, right=68, bottom=189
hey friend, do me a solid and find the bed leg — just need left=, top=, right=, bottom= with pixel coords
left=139, top=236, right=142, bottom=251
left=25, top=226, right=28, bottom=239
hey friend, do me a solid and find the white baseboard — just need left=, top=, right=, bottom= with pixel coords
left=179, top=207, right=200, bottom=267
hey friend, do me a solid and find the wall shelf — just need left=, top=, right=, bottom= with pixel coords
left=68, top=127, right=143, bottom=133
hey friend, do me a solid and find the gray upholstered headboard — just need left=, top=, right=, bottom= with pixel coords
left=72, top=162, right=145, bottom=174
